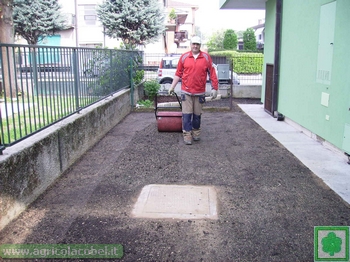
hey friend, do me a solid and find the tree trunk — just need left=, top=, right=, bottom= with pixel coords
left=163, top=33, right=168, bottom=55
left=0, top=0, right=17, bottom=98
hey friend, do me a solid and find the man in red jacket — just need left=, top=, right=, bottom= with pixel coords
left=168, top=36, right=219, bottom=145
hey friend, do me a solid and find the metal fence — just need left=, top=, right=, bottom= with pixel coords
left=141, top=52, right=264, bottom=85
left=0, top=46, right=264, bottom=152
left=0, top=43, right=142, bottom=152
left=141, top=53, right=166, bottom=81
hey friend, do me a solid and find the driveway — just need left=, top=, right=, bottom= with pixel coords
left=0, top=101, right=349, bottom=261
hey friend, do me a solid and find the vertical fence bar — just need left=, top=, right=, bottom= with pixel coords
left=29, top=47, right=39, bottom=133
left=32, top=47, right=44, bottom=129
left=65, top=47, right=70, bottom=115
left=12, top=45, right=24, bottom=139
left=109, top=49, right=112, bottom=95
left=230, top=60, right=233, bottom=111
left=130, top=57, right=134, bottom=110
left=0, top=46, right=5, bottom=153
left=72, top=48, right=80, bottom=111
left=0, top=98, right=4, bottom=153
left=58, top=47, right=62, bottom=116
left=48, top=47, right=54, bottom=122
left=5, top=46, right=17, bottom=142
left=54, top=47, right=59, bottom=120
left=17, top=47, right=27, bottom=137
left=21, top=46, right=32, bottom=136
left=41, top=47, right=49, bottom=126
left=62, top=48, right=70, bottom=114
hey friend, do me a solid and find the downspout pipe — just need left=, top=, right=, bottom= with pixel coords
left=272, top=0, right=283, bottom=116
left=74, top=0, right=79, bottom=47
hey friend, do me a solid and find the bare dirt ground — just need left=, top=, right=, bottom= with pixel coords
left=0, top=98, right=349, bottom=262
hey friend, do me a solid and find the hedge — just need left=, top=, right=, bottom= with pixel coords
left=210, top=51, right=264, bottom=74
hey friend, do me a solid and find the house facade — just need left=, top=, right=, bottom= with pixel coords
left=16, top=0, right=114, bottom=48
left=237, top=21, right=265, bottom=50
left=220, top=0, right=350, bottom=156
left=162, top=0, right=198, bottom=54
left=46, top=0, right=198, bottom=54
left=251, top=21, right=265, bottom=50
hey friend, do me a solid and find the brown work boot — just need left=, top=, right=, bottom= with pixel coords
left=192, top=129, right=200, bottom=141
left=183, top=132, right=192, bottom=145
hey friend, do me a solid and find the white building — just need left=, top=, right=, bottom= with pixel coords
left=53, top=0, right=198, bottom=54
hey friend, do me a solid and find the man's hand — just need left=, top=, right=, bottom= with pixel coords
left=168, top=86, right=175, bottom=95
left=211, top=89, right=217, bottom=99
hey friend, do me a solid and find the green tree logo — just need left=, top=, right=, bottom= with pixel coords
left=321, top=232, right=342, bottom=256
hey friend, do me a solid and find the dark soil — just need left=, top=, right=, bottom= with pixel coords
left=0, top=98, right=349, bottom=262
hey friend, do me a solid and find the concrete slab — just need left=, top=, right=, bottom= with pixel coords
left=238, top=104, right=350, bottom=205
left=132, top=184, right=218, bottom=220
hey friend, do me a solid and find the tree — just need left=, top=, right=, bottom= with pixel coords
left=206, top=29, right=225, bottom=51
left=223, top=29, right=237, bottom=50
left=0, top=0, right=17, bottom=98
left=243, top=28, right=257, bottom=51
left=13, top=0, right=66, bottom=45
left=97, top=0, right=165, bottom=49
left=0, top=0, right=14, bottom=44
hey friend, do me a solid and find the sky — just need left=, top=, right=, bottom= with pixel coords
left=194, top=0, right=265, bottom=36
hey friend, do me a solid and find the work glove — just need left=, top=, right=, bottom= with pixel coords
left=168, top=86, right=175, bottom=95
left=211, top=89, right=217, bottom=99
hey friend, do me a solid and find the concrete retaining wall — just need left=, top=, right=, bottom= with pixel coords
left=0, top=85, right=143, bottom=230
left=219, top=84, right=262, bottom=99
left=233, top=85, right=262, bottom=99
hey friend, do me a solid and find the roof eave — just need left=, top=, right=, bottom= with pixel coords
left=219, top=0, right=266, bottom=10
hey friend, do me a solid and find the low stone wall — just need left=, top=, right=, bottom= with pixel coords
left=0, top=85, right=143, bottom=230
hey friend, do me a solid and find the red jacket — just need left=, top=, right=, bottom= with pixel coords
left=175, top=51, right=218, bottom=95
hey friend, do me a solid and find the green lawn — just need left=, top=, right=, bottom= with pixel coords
left=0, top=95, right=101, bottom=145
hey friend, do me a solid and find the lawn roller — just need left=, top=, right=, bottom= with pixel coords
left=154, top=91, right=182, bottom=132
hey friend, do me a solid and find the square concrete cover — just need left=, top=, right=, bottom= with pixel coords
left=132, top=184, right=218, bottom=219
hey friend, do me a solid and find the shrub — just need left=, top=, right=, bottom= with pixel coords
left=210, top=50, right=263, bottom=74
left=137, top=99, right=153, bottom=108
left=143, top=80, right=160, bottom=101
left=133, top=70, right=144, bottom=85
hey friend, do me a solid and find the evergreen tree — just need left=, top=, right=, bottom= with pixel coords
left=97, top=0, right=165, bottom=49
left=13, top=0, right=66, bottom=45
left=243, top=28, right=257, bottom=51
left=223, top=29, right=237, bottom=50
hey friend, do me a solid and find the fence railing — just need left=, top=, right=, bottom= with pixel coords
left=141, top=52, right=264, bottom=86
left=0, top=47, right=264, bottom=153
left=0, top=43, right=142, bottom=153
left=141, top=53, right=165, bottom=81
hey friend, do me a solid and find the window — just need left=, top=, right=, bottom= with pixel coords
left=79, top=5, right=97, bottom=26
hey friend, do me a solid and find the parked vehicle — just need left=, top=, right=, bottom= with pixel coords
left=157, top=55, right=240, bottom=88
